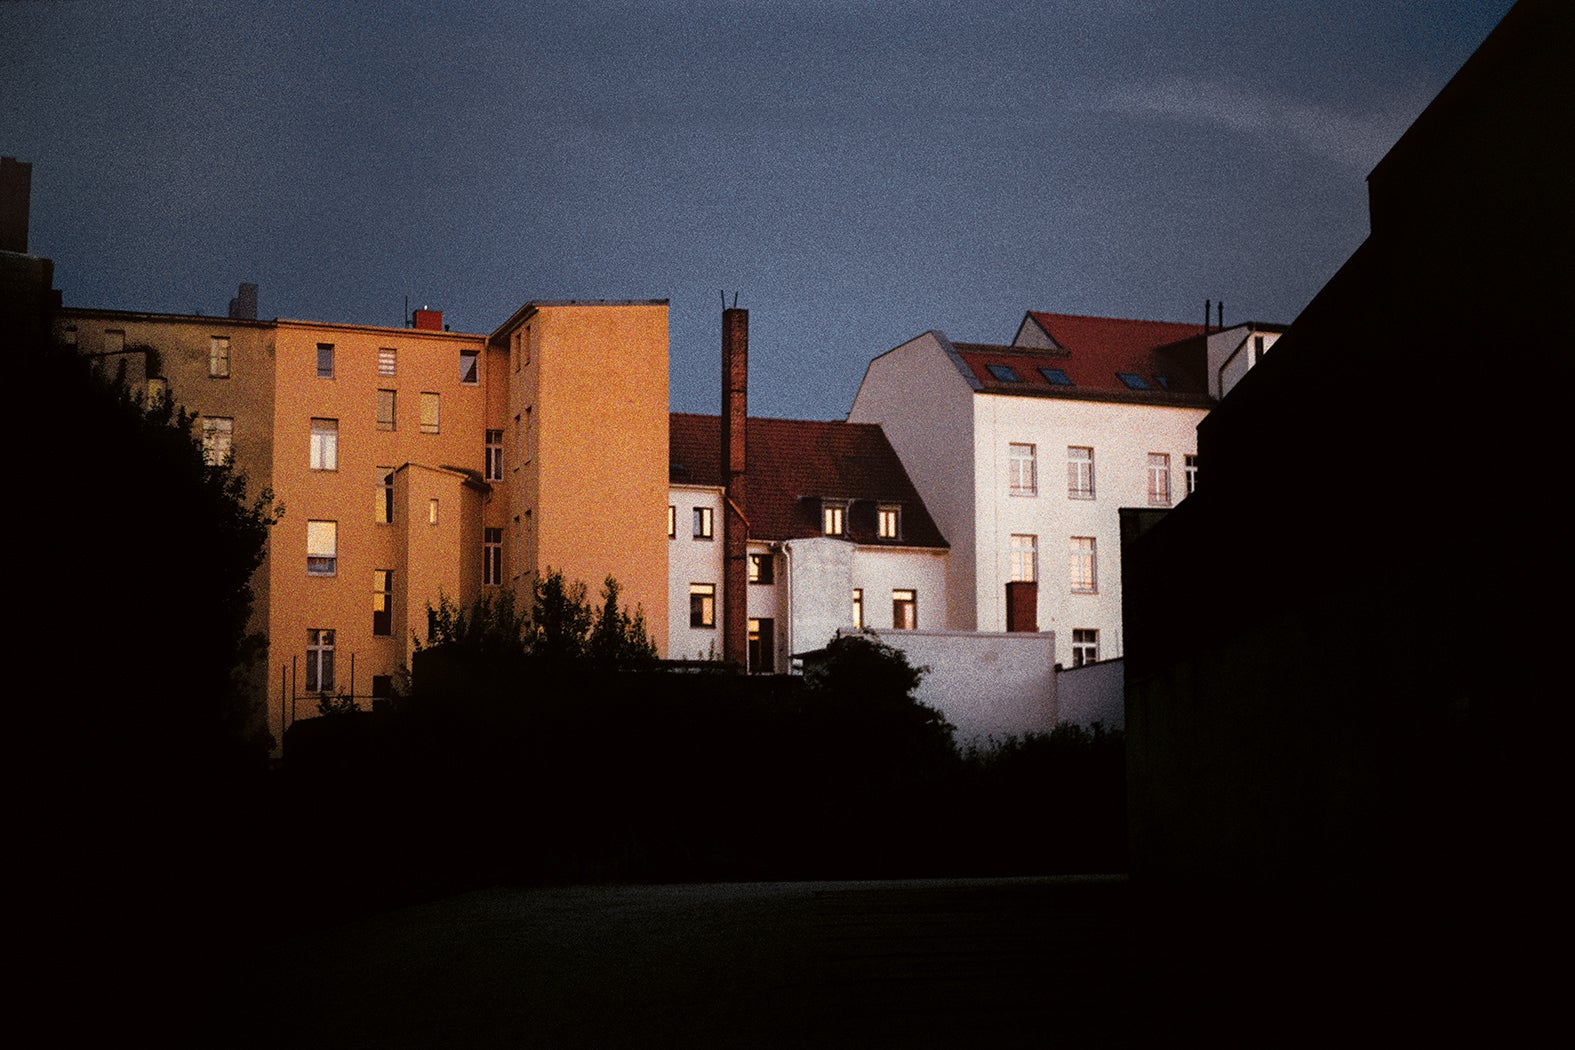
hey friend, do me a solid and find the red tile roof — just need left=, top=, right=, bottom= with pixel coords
left=669, top=413, right=948, bottom=549
left=954, top=311, right=1212, bottom=402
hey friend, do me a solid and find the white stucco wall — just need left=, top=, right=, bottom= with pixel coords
left=1209, top=325, right=1283, bottom=398
left=1054, top=657, right=1124, bottom=730
left=857, top=628, right=1058, bottom=746
left=847, top=332, right=977, bottom=629
left=779, top=537, right=949, bottom=663
left=971, top=394, right=1206, bottom=659
left=667, top=485, right=724, bottom=660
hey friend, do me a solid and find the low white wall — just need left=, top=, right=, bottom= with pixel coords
left=1054, top=658, right=1124, bottom=729
left=857, top=628, right=1057, bottom=747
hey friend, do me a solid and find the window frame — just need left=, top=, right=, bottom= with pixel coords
left=668, top=505, right=676, bottom=539
left=376, top=389, right=396, bottom=432
left=877, top=504, right=901, bottom=541
left=305, top=628, right=336, bottom=693
left=822, top=500, right=847, bottom=537
left=851, top=588, right=864, bottom=629
left=208, top=336, right=231, bottom=378
left=749, top=552, right=774, bottom=584
left=483, top=527, right=503, bottom=586
left=693, top=506, right=714, bottom=540
left=1072, top=628, right=1099, bottom=667
left=1008, top=443, right=1037, bottom=496
left=372, top=570, right=392, bottom=636
left=201, top=416, right=233, bottom=467
left=1184, top=454, right=1198, bottom=497
left=1147, top=453, right=1172, bottom=507
left=689, top=583, right=716, bottom=629
left=307, top=520, right=338, bottom=577
left=1009, top=534, right=1038, bottom=583
left=316, top=343, right=334, bottom=379
left=1069, top=537, right=1097, bottom=594
left=485, top=429, right=504, bottom=481
left=378, top=347, right=397, bottom=377
left=1067, top=446, right=1094, bottom=499
left=460, top=349, right=479, bottom=385
left=420, top=392, right=440, bottom=434
left=892, top=589, right=918, bottom=630
left=309, top=418, right=338, bottom=471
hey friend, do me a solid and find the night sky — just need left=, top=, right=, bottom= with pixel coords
left=3, top=0, right=1513, bottom=419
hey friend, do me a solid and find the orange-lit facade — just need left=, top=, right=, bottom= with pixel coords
left=55, top=299, right=670, bottom=751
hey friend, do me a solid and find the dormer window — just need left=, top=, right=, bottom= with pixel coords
left=877, top=504, right=901, bottom=540
left=1116, top=372, right=1150, bottom=390
left=822, top=500, right=847, bottom=537
left=1039, top=367, right=1072, bottom=385
left=986, top=364, right=1022, bottom=382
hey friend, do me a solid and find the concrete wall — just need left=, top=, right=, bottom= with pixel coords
left=1054, top=657, right=1124, bottom=729
left=859, top=628, right=1057, bottom=746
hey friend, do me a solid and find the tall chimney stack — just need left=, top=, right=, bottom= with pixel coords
left=1, top=157, right=32, bottom=254
left=721, top=306, right=749, bottom=672
left=1204, top=299, right=1211, bottom=334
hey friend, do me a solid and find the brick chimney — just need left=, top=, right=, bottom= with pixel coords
left=413, top=307, right=443, bottom=331
left=227, top=282, right=257, bottom=320
left=721, top=307, right=749, bottom=671
left=1, top=157, right=32, bottom=254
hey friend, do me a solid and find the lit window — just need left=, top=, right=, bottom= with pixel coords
left=1072, top=628, right=1098, bottom=667
left=460, top=349, right=479, bottom=385
left=305, top=629, right=335, bottom=693
left=690, top=583, right=716, bottom=628
left=378, top=347, right=397, bottom=376
left=986, top=364, right=1021, bottom=382
left=1009, top=443, right=1037, bottom=495
left=420, top=392, right=440, bottom=433
left=375, top=468, right=393, bottom=524
left=668, top=505, right=676, bottom=539
left=749, top=552, right=774, bottom=584
left=892, top=589, right=918, bottom=630
left=310, top=418, right=338, bottom=471
left=485, top=429, right=504, bottom=481
left=852, top=588, right=863, bottom=629
left=373, top=570, right=392, bottom=636
left=1010, top=534, right=1037, bottom=582
left=877, top=504, right=901, bottom=540
left=822, top=501, right=846, bottom=536
left=428, top=498, right=439, bottom=525
left=748, top=618, right=775, bottom=674
left=1184, top=454, right=1198, bottom=497
left=1116, top=372, right=1149, bottom=390
left=1067, top=446, right=1094, bottom=499
left=201, top=417, right=233, bottom=466
left=1148, top=453, right=1171, bottom=507
left=1039, top=367, right=1072, bottom=385
left=146, top=377, right=167, bottom=409
left=377, top=389, right=396, bottom=431
left=317, top=343, right=334, bottom=378
left=1069, top=537, right=1096, bottom=594
left=484, top=528, right=503, bottom=586
left=693, top=506, right=714, bottom=540
left=209, top=336, right=231, bottom=378
left=307, top=521, right=337, bottom=576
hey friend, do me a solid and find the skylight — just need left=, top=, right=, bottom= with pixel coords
left=1039, top=368, right=1072, bottom=386
left=987, top=364, right=1022, bottom=382
left=1116, top=372, right=1150, bottom=390
left=1154, top=375, right=1170, bottom=389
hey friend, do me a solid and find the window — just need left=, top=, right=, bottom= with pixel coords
left=523, top=325, right=532, bottom=366
left=317, top=343, right=334, bottom=378
left=1148, top=453, right=1171, bottom=506
left=378, top=347, right=396, bottom=376
left=1067, top=446, right=1094, bottom=499
left=748, top=618, right=775, bottom=673
left=485, top=430, right=504, bottom=481
left=523, top=407, right=532, bottom=462
left=305, top=629, right=335, bottom=693
left=460, top=349, right=479, bottom=385
left=310, top=418, right=338, bottom=471
left=822, top=501, right=846, bottom=536
left=512, top=331, right=521, bottom=373
left=749, top=552, right=774, bottom=584
left=1009, top=443, right=1037, bottom=495
left=877, top=504, right=901, bottom=540
left=1010, top=534, right=1038, bottom=582
left=376, top=389, right=396, bottom=431
left=420, top=392, right=440, bottom=434
left=373, top=570, right=392, bottom=636
left=428, top=498, right=439, bottom=525
left=1184, top=454, right=1198, bottom=497
left=146, top=377, right=167, bottom=408
left=1116, top=371, right=1149, bottom=390
left=1072, top=629, right=1098, bottom=667
left=484, top=528, right=503, bottom=586
left=1253, top=334, right=1265, bottom=363
left=693, top=506, right=713, bottom=540
left=1069, top=537, right=1096, bottom=594
left=209, top=336, right=230, bottom=378
left=852, top=588, right=864, bottom=628
left=1154, top=375, right=1170, bottom=390
left=307, top=521, right=337, bottom=576
left=892, top=589, right=918, bottom=630
left=690, top=583, right=716, bottom=628
left=201, top=417, right=233, bottom=466
left=986, top=364, right=1021, bottom=382
left=1039, top=367, right=1072, bottom=386
left=375, top=468, right=393, bottom=524
left=668, top=505, right=676, bottom=539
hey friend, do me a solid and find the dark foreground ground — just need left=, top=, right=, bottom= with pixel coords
left=229, top=875, right=1538, bottom=1048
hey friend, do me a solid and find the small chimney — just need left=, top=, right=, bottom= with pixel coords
left=1, top=156, right=32, bottom=254
left=1204, top=299, right=1211, bottom=334
left=721, top=306, right=749, bottom=672
left=413, top=308, right=443, bottom=331
left=227, top=282, right=258, bottom=320
left=1217, top=301, right=1224, bottom=329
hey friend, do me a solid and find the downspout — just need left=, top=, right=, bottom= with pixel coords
left=781, top=540, right=794, bottom=673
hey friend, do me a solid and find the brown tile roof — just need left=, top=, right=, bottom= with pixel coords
left=669, top=413, right=948, bottom=549
left=954, top=311, right=1212, bottom=402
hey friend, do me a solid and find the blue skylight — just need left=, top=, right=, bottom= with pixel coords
left=987, top=364, right=1022, bottom=382
left=1154, top=375, right=1170, bottom=389
left=1039, top=368, right=1072, bottom=386
left=1116, top=372, right=1150, bottom=390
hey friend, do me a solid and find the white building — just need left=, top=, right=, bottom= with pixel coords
left=849, top=310, right=1282, bottom=667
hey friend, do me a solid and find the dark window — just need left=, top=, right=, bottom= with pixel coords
left=372, top=569, right=392, bottom=636
left=986, top=364, right=1021, bottom=382
left=1116, top=372, right=1150, bottom=390
left=749, top=618, right=775, bottom=673
left=1039, top=367, right=1072, bottom=385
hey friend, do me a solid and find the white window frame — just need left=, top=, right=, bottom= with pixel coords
left=852, top=588, right=863, bottom=629
left=201, top=416, right=233, bottom=467
left=1184, top=454, right=1198, bottom=497
left=1009, top=443, right=1037, bottom=496
left=208, top=336, right=231, bottom=378
left=420, top=392, right=440, bottom=434
left=1010, top=534, right=1038, bottom=582
left=460, top=349, right=479, bottom=385
left=668, top=505, right=676, bottom=539
left=485, top=429, right=504, bottom=481
left=693, top=506, right=714, bottom=540
left=1072, top=628, right=1098, bottom=667
left=877, top=504, right=901, bottom=540
left=1148, top=453, right=1171, bottom=507
left=822, top=501, right=846, bottom=536
left=307, top=520, right=338, bottom=576
left=1068, top=446, right=1094, bottom=499
left=1070, top=537, right=1097, bottom=594
left=690, top=583, right=716, bottom=628
left=310, top=418, right=338, bottom=471
left=892, top=589, right=918, bottom=629
left=305, top=628, right=335, bottom=693
left=373, top=570, right=392, bottom=636
left=484, top=528, right=503, bottom=586
left=377, top=347, right=397, bottom=376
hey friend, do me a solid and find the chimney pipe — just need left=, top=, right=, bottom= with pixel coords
left=1217, top=301, right=1224, bottom=329
left=721, top=307, right=750, bottom=672
left=1204, top=299, right=1211, bottom=334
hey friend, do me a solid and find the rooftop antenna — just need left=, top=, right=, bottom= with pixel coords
left=732, top=291, right=739, bottom=309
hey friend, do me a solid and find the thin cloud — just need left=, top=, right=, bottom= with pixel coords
left=1095, top=78, right=1423, bottom=172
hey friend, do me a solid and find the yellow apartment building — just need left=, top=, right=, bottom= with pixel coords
left=56, top=298, right=671, bottom=752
